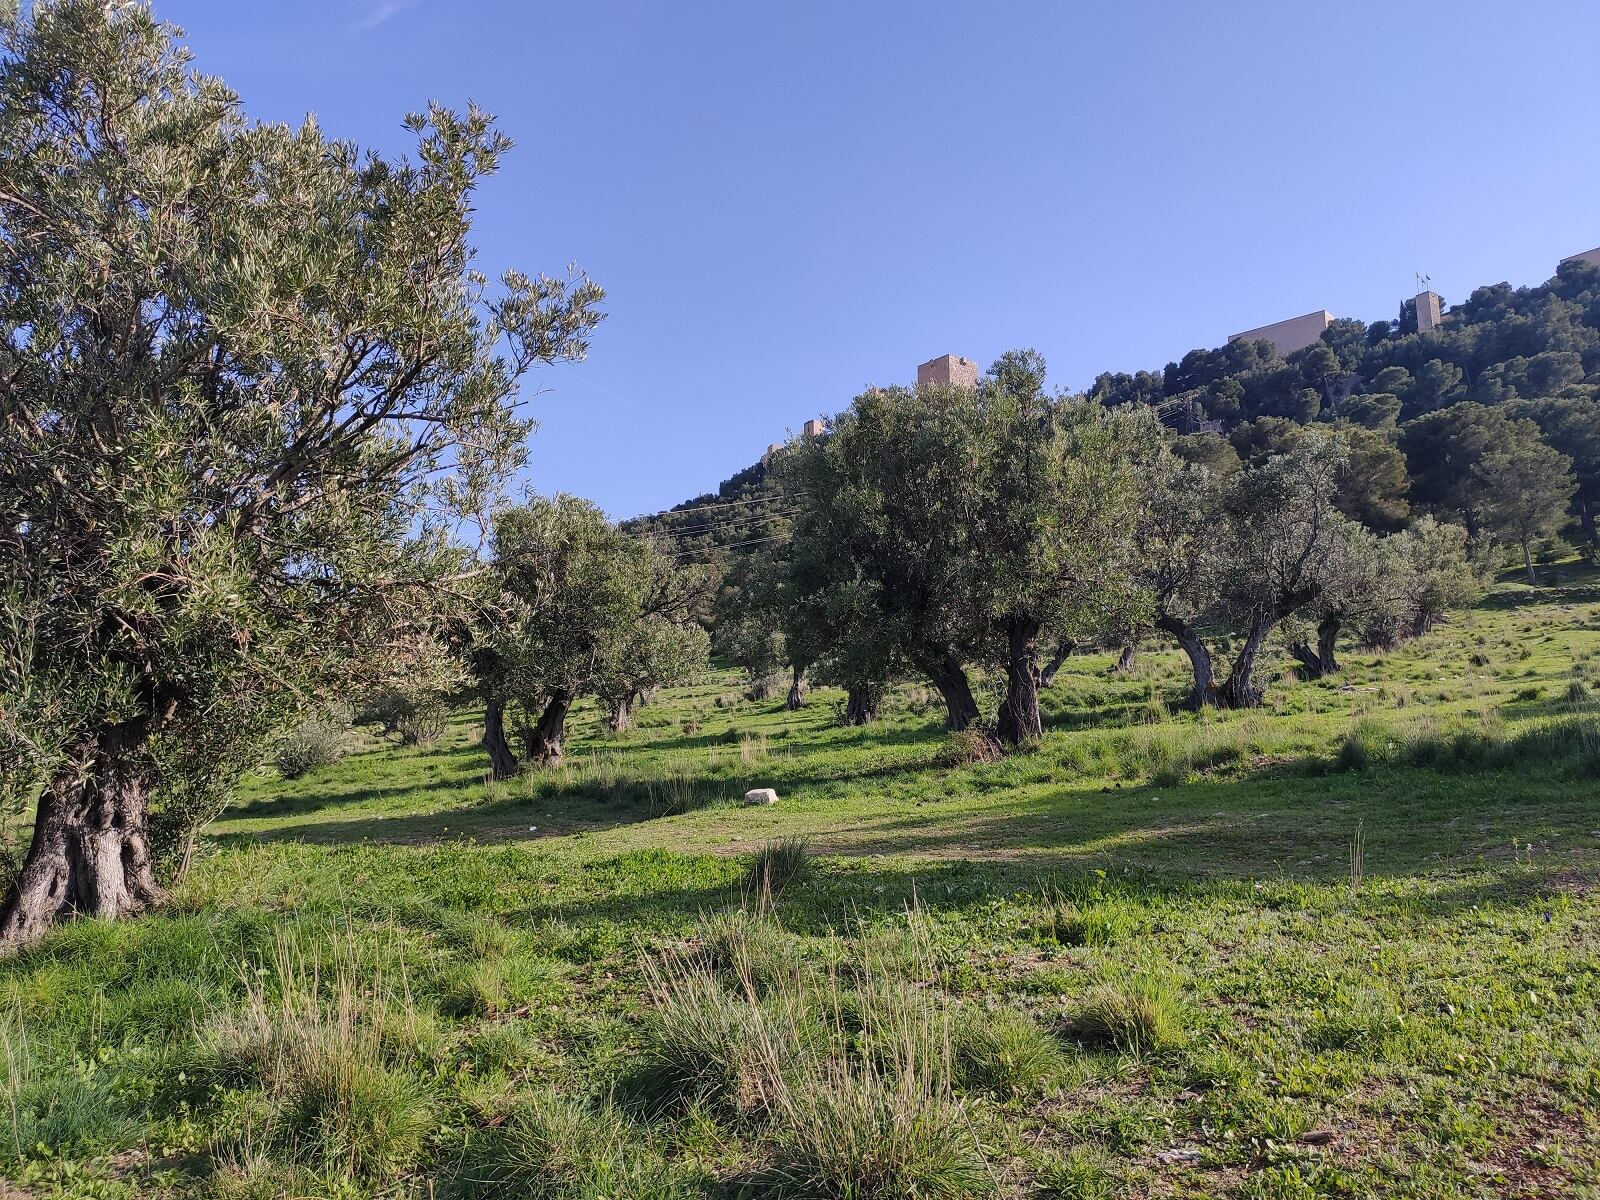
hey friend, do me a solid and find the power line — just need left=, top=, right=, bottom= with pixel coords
left=636, top=491, right=805, bottom=520
left=645, top=507, right=804, bottom=540
left=671, top=532, right=792, bottom=558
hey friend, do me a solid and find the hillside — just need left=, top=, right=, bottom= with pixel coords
left=636, top=257, right=1600, bottom=567
left=2, top=564, right=1596, bottom=1197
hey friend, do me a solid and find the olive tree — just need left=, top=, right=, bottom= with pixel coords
left=782, top=356, right=1153, bottom=742
left=1213, top=434, right=1356, bottom=707
left=1137, top=434, right=1356, bottom=708
left=0, top=2, right=603, bottom=945
left=1133, top=455, right=1231, bottom=709
left=980, top=388, right=1156, bottom=744
left=476, top=496, right=703, bottom=773
left=783, top=384, right=991, bottom=731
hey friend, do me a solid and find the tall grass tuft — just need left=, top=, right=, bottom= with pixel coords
left=696, top=908, right=810, bottom=996
left=745, top=836, right=812, bottom=899
left=446, top=1090, right=695, bottom=1200
left=637, top=951, right=813, bottom=1117
left=195, top=932, right=434, bottom=1185
left=952, top=1005, right=1063, bottom=1095
left=766, top=1051, right=988, bottom=1200
left=1061, top=977, right=1186, bottom=1053
left=637, top=904, right=990, bottom=1197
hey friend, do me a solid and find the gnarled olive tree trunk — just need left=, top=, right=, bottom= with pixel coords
left=1039, top=639, right=1075, bottom=688
left=608, top=692, right=639, bottom=733
left=996, top=615, right=1043, bottom=745
left=482, top=699, right=519, bottom=781
left=843, top=682, right=882, bottom=726
left=784, top=664, right=806, bottom=711
left=1155, top=612, right=1215, bottom=710
left=917, top=650, right=981, bottom=731
left=522, top=691, right=573, bottom=768
left=1289, top=614, right=1342, bottom=680
left=1216, top=615, right=1275, bottom=708
left=0, top=720, right=164, bottom=949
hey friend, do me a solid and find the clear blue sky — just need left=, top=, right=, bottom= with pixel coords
left=159, top=0, right=1600, bottom=520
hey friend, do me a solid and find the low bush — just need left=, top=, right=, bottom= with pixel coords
left=274, top=717, right=347, bottom=780
left=356, top=686, right=448, bottom=746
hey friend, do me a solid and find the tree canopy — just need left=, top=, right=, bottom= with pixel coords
left=0, top=0, right=603, bottom=944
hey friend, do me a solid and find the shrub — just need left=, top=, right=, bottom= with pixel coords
left=953, top=1005, right=1062, bottom=1095
left=1062, top=978, right=1185, bottom=1053
left=745, top=837, right=812, bottom=899
left=274, top=717, right=347, bottom=780
left=356, top=686, right=448, bottom=746
left=1565, top=678, right=1592, bottom=705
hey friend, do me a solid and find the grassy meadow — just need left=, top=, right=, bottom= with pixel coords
left=1, top=567, right=1598, bottom=1198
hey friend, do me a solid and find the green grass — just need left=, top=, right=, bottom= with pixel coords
left=0, top=566, right=1598, bottom=1196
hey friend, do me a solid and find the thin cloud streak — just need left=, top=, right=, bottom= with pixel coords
left=353, top=0, right=421, bottom=32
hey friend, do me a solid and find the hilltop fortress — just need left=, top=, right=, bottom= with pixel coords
left=765, top=245, right=1600, bottom=455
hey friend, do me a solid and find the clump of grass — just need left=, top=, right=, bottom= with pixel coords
left=740, top=733, right=769, bottom=765
left=940, top=727, right=1004, bottom=766
left=770, top=965, right=984, bottom=1200
left=952, top=1005, right=1062, bottom=1095
left=1028, top=885, right=1131, bottom=948
left=1565, top=678, right=1592, bottom=705
left=1061, top=977, right=1185, bottom=1053
left=1308, top=989, right=1405, bottom=1053
left=696, top=908, right=810, bottom=996
left=437, top=953, right=563, bottom=1018
left=1036, top=1146, right=1118, bottom=1199
left=637, top=953, right=812, bottom=1116
left=197, top=936, right=434, bottom=1185
left=447, top=1091, right=694, bottom=1200
left=646, top=768, right=724, bottom=816
left=745, top=836, right=812, bottom=898
left=766, top=1057, right=988, bottom=1200
left=1334, top=716, right=1393, bottom=772
left=0, top=1012, right=141, bottom=1165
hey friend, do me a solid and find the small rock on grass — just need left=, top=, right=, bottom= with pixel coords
left=744, top=787, right=779, bottom=806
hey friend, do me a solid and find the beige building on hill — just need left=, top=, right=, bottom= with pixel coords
left=1563, top=247, right=1600, bottom=270
left=1228, top=309, right=1334, bottom=357
left=916, top=353, right=979, bottom=389
left=1415, top=290, right=1445, bottom=334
